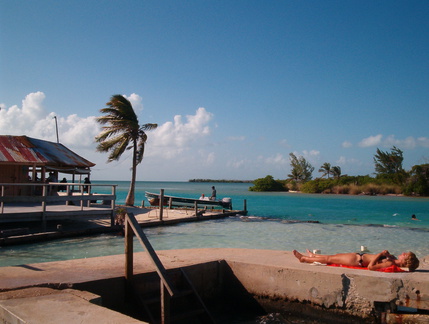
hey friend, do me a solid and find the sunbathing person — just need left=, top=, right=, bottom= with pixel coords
left=293, top=249, right=419, bottom=272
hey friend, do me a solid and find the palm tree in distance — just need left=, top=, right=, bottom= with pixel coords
left=331, top=166, right=342, bottom=179
left=95, top=94, right=158, bottom=206
left=319, top=162, right=332, bottom=179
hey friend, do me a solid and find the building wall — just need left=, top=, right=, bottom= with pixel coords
left=0, top=164, right=32, bottom=195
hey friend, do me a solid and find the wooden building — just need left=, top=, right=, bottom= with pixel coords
left=0, top=135, right=95, bottom=196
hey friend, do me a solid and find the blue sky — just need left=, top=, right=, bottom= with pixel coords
left=1, top=1, right=428, bottom=181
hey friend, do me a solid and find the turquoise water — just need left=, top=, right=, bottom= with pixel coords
left=1, top=181, right=428, bottom=267
left=101, top=181, right=429, bottom=228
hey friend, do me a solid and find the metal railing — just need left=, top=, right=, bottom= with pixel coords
left=124, top=212, right=177, bottom=323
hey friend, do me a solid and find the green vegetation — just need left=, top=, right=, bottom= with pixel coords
left=403, top=164, right=429, bottom=196
left=249, top=175, right=286, bottom=192
left=373, top=146, right=407, bottom=185
left=189, top=179, right=253, bottom=183
left=288, top=153, right=314, bottom=182
left=251, top=147, right=429, bottom=196
left=318, top=162, right=342, bottom=179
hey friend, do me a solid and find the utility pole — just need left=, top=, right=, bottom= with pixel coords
left=53, top=116, right=59, bottom=143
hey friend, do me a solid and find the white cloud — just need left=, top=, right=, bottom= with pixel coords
left=358, top=134, right=383, bottom=147
left=0, top=93, right=216, bottom=158
left=337, top=156, right=347, bottom=164
left=60, top=115, right=100, bottom=147
left=291, top=150, right=320, bottom=161
left=342, top=141, right=352, bottom=148
left=205, top=151, right=215, bottom=165
left=265, top=153, right=288, bottom=165
left=1, top=93, right=220, bottom=180
left=227, top=158, right=246, bottom=169
left=227, top=136, right=245, bottom=141
left=124, top=93, right=143, bottom=112
left=336, top=156, right=361, bottom=166
left=384, top=135, right=416, bottom=149
left=0, top=91, right=46, bottom=135
left=417, top=137, right=429, bottom=148
left=302, top=150, right=320, bottom=158
left=149, top=107, right=214, bottom=159
left=0, top=92, right=100, bottom=146
left=358, top=134, right=429, bottom=150
left=279, top=139, right=291, bottom=148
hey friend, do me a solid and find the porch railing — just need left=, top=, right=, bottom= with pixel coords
left=0, top=183, right=117, bottom=225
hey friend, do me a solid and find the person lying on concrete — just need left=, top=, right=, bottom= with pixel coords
left=293, top=249, right=419, bottom=272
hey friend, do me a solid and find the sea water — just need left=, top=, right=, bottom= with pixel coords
left=1, top=181, right=428, bottom=267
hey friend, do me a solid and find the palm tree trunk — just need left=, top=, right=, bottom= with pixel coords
left=125, top=141, right=137, bottom=206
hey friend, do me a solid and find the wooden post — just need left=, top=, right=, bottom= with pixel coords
left=42, top=184, right=47, bottom=230
left=1, top=185, right=4, bottom=214
left=80, top=185, right=84, bottom=211
left=194, top=201, right=198, bottom=218
left=124, top=217, right=134, bottom=302
left=161, top=282, right=171, bottom=324
left=66, top=184, right=71, bottom=206
left=125, top=218, right=133, bottom=281
left=111, top=185, right=116, bottom=226
left=244, top=199, right=247, bottom=212
left=159, top=189, right=164, bottom=221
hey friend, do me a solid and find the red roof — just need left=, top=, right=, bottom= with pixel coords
left=0, top=135, right=95, bottom=168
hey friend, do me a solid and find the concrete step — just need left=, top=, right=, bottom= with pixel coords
left=0, top=289, right=144, bottom=324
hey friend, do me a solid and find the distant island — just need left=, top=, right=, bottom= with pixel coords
left=188, top=179, right=253, bottom=183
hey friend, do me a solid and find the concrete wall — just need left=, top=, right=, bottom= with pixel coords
left=225, top=256, right=429, bottom=323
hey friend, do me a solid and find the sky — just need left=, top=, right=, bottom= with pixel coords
left=1, top=1, right=428, bottom=181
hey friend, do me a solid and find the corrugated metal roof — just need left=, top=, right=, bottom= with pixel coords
left=0, top=135, right=95, bottom=168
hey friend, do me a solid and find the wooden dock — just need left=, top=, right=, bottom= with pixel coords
left=0, top=206, right=248, bottom=246
left=0, top=183, right=248, bottom=246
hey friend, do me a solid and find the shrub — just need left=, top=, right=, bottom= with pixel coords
left=332, top=185, right=350, bottom=194
left=249, top=175, right=286, bottom=192
left=348, top=184, right=362, bottom=195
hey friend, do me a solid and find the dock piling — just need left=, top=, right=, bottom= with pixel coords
left=159, top=189, right=164, bottom=221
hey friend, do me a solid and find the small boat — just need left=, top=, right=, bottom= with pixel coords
left=145, top=192, right=232, bottom=210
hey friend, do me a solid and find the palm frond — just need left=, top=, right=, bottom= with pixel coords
left=140, top=123, right=158, bottom=131
left=96, top=134, right=129, bottom=153
left=108, top=137, right=130, bottom=162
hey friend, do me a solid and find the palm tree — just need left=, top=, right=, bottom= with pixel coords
left=331, top=166, right=342, bottom=179
left=318, top=162, right=332, bottom=179
left=95, top=94, right=158, bottom=206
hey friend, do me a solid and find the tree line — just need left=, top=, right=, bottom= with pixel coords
left=189, top=179, right=253, bottom=183
left=250, top=147, right=429, bottom=196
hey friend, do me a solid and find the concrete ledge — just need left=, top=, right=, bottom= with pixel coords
left=0, top=287, right=101, bottom=305
left=0, top=288, right=144, bottom=324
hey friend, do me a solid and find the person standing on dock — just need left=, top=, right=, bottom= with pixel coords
left=83, top=177, right=91, bottom=193
left=210, top=186, right=217, bottom=200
